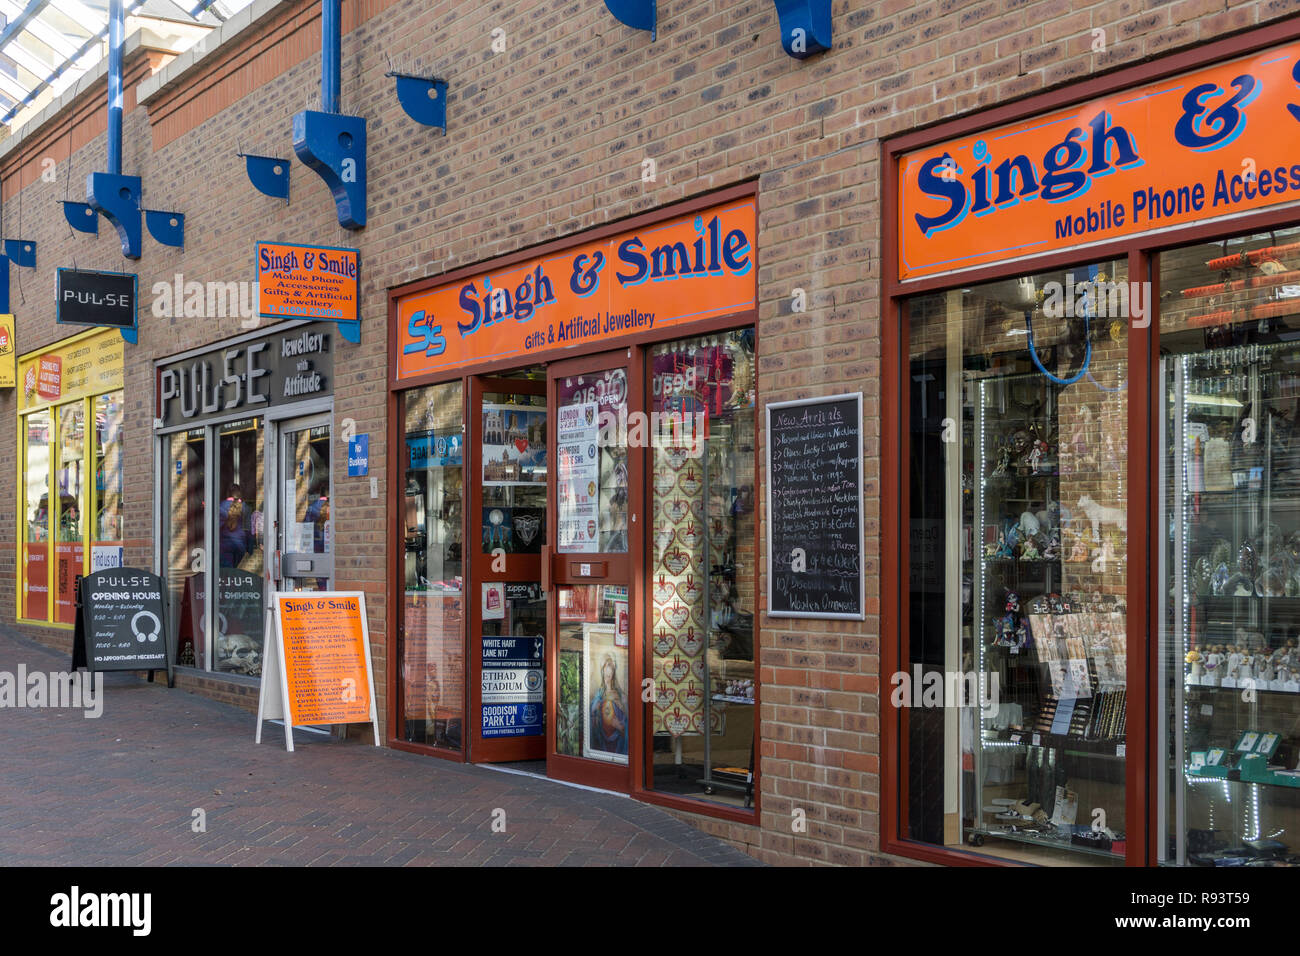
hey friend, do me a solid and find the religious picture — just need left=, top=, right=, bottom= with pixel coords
left=581, top=622, right=629, bottom=764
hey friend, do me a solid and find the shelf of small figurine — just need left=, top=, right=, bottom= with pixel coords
left=987, top=727, right=1126, bottom=759
left=1183, top=677, right=1300, bottom=694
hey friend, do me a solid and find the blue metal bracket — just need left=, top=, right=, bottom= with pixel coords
left=772, top=0, right=832, bottom=58
left=3, top=240, right=35, bottom=268
left=241, top=153, right=291, bottom=201
left=86, top=170, right=142, bottom=258
left=145, top=210, right=185, bottom=248
left=338, top=319, right=360, bottom=344
left=62, top=201, right=99, bottom=234
left=386, top=74, right=448, bottom=132
left=292, top=109, right=366, bottom=230
left=603, top=0, right=655, bottom=39
left=120, top=324, right=137, bottom=345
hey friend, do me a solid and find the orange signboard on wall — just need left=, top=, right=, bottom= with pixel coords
left=898, top=39, right=1300, bottom=280
left=396, top=197, right=757, bottom=378
left=257, top=242, right=359, bottom=322
left=276, top=593, right=372, bottom=726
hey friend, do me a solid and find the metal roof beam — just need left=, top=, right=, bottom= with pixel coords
left=0, top=0, right=84, bottom=58
left=0, top=0, right=138, bottom=123
left=0, top=0, right=52, bottom=49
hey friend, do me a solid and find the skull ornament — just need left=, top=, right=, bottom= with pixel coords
left=217, top=633, right=262, bottom=675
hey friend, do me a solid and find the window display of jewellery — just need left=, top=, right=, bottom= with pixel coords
left=1164, top=339, right=1300, bottom=866
left=970, top=370, right=1127, bottom=860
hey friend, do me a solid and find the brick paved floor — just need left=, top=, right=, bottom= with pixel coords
left=0, top=628, right=760, bottom=867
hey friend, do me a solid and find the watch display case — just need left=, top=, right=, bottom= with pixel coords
left=1160, top=224, right=1300, bottom=866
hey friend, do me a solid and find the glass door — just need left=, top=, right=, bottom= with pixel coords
left=547, top=351, right=641, bottom=791
left=469, top=374, right=548, bottom=762
left=278, top=414, right=333, bottom=592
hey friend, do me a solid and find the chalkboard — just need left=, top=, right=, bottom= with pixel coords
left=73, top=568, right=172, bottom=677
left=766, top=393, right=864, bottom=619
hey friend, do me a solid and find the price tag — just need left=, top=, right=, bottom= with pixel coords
left=1010, top=734, right=1022, bottom=743
left=1200, top=704, right=1214, bottom=716
left=1010, top=646, right=1019, bottom=655
left=1032, top=733, right=1041, bottom=746
left=1116, top=743, right=1127, bottom=758
left=579, top=563, right=591, bottom=577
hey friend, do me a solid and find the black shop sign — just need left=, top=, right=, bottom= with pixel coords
left=766, top=393, right=865, bottom=620
left=157, top=322, right=334, bottom=427
left=57, top=268, right=138, bottom=330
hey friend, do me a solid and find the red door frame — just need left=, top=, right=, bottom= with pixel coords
left=545, top=347, right=641, bottom=792
left=467, top=374, right=548, bottom=763
left=880, top=17, right=1300, bottom=867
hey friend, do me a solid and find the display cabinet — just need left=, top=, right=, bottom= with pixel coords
left=1161, top=342, right=1300, bottom=865
left=968, top=370, right=1128, bottom=861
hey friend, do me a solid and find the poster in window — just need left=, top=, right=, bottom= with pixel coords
left=481, top=404, right=546, bottom=485
left=581, top=623, right=628, bottom=764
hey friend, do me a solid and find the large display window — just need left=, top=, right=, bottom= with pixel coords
left=885, top=23, right=1300, bottom=867
left=1159, top=224, right=1300, bottom=865
left=399, top=381, right=466, bottom=753
left=16, top=329, right=125, bottom=626
left=904, top=262, right=1131, bottom=864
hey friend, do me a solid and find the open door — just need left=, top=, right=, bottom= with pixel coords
left=546, top=350, right=642, bottom=791
left=468, top=375, right=549, bottom=762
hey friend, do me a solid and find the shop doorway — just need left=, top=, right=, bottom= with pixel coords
left=460, top=355, right=638, bottom=792
left=276, top=414, right=334, bottom=592
left=545, top=351, right=638, bottom=792
left=468, top=373, right=548, bottom=763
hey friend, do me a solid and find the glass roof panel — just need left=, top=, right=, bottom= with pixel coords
left=0, top=0, right=255, bottom=130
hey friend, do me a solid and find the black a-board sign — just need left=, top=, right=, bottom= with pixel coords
left=73, top=568, right=173, bottom=685
left=766, top=393, right=865, bottom=620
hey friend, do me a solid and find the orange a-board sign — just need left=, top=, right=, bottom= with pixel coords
left=395, top=197, right=757, bottom=378
left=898, top=38, right=1300, bottom=280
left=255, top=591, right=379, bottom=752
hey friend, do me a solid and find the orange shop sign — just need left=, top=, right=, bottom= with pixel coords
left=898, top=39, right=1300, bottom=281
left=256, top=241, right=359, bottom=324
left=396, top=198, right=757, bottom=379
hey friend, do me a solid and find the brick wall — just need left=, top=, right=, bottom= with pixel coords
left=0, top=0, right=1295, bottom=866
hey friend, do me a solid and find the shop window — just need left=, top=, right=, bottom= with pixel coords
left=166, top=429, right=206, bottom=668
left=1158, top=223, right=1300, bottom=865
left=18, top=389, right=124, bottom=625
left=214, top=419, right=265, bottom=676
left=647, top=329, right=757, bottom=808
left=55, top=403, right=86, bottom=625
left=905, top=262, right=1129, bottom=864
left=400, top=382, right=466, bottom=751
left=93, top=393, right=124, bottom=555
left=22, top=410, right=50, bottom=621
